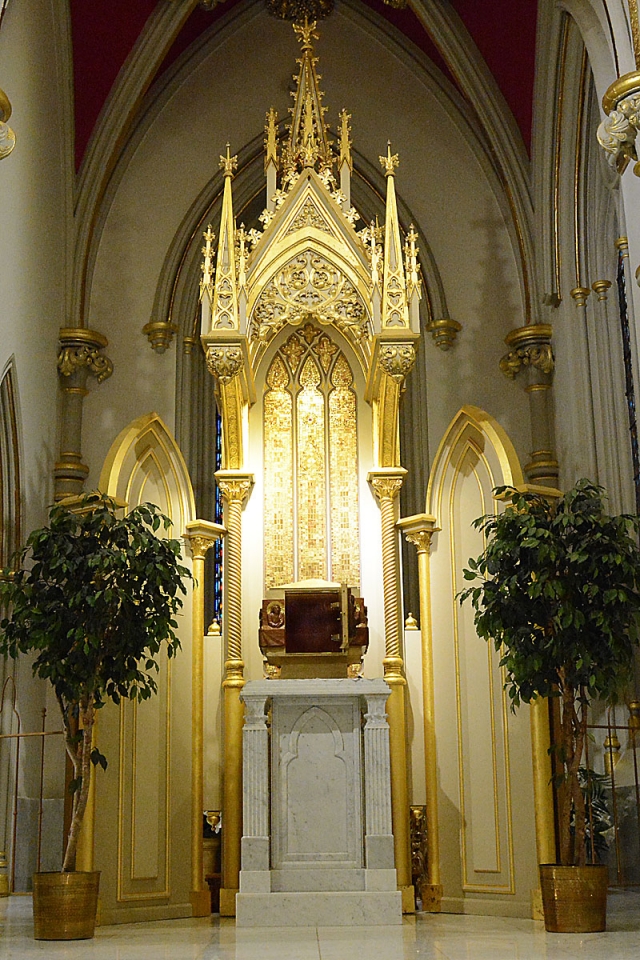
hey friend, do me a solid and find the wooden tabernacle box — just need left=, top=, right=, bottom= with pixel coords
left=258, top=580, right=369, bottom=679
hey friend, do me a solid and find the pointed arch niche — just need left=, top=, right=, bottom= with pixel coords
left=93, top=414, right=203, bottom=925
left=423, top=406, right=539, bottom=917
left=262, top=325, right=360, bottom=589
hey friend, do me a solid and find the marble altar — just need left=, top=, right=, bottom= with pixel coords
left=236, top=678, right=402, bottom=926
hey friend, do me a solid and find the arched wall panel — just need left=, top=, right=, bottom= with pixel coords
left=424, top=406, right=538, bottom=917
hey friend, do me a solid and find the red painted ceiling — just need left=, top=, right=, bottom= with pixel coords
left=70, top=0, right=537, bottom=171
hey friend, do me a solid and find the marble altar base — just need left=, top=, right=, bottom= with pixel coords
left=236, top=679, right=402, bottom=927
left=236, top=889, right=402, bottom=926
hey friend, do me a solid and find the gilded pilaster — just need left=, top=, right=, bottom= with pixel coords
left=500, top=324, right=558, bottom=488
left=215, top=472, right=253, bottom=917
left=396, top=513, right=442, bottom=912
left=368, top=469, right=414, bottom=912
left=55, top=328, right=113, bottom=500
left=184, top=521, right=226, bottom=917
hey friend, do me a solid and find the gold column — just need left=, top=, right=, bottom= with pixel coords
left=397, top=513, right=442, bottom=912
left=55, top=328, right=113, bottom=500
left=500, top=324, right=558, bottom=488
left=215, top=471, right=253, bottom=918
left=368, top=468, right=414, bottom=913
left=185, top=521, right=225, bottom=917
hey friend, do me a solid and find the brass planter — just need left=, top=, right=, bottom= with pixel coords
left=32, top=871, right=100, bottom=940
left=539, top=864, right=607, bottom=933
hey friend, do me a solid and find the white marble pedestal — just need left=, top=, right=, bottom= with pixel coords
left=236, top=678, right=402, bottom=926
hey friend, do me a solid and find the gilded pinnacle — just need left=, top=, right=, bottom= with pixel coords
left=219, top=142, right=238, bottom=177
left=379, top=141, right=399, bottom=176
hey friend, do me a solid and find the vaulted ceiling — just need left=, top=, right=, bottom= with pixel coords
left=69, top=0, right=537, bottom=170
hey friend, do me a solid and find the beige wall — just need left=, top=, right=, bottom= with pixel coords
left=0, top=0, right=73, bottom=875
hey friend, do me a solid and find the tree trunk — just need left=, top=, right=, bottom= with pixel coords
left=61, top=698, right=95, bottom=872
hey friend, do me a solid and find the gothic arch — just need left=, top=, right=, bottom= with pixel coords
left=99, top=411, right=195, bottom=530
left=426, top=403, right=524, bottom=520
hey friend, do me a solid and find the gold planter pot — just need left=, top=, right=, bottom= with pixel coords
left=32, top=871, right=100, bottom=940
left=539, top=864, right=608, bottom=933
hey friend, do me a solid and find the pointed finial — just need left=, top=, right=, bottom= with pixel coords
left=338, top=108, right=352, bottom=171
left=293, top=17, right=319, bottom=50
left=219, top=142, right=238, bottom=178
left=265, top=107, right=278, bottom=168
left=379, top=140, right=399, bottom=177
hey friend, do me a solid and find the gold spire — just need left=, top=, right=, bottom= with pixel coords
left=380, top=146, right=410, bottom=329
left=211, top=145, right=240, bottom=330
left=284, top=19, right=332, bottom=172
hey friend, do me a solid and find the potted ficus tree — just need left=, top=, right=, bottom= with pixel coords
left=460, top=479, right=640, bottom=933
left=0, top=493, right=191, bottom=940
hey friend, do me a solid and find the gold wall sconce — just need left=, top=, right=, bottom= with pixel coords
left=0, top=87, right=15, bottom=159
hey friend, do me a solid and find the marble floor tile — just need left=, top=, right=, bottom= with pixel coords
left=0, top=891, right=637, bottom=960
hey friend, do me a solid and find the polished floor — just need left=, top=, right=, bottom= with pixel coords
left=1, top=891, right=639, bottom=959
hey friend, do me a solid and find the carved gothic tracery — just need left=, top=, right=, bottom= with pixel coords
left=250, top=251, right=371, bottom=348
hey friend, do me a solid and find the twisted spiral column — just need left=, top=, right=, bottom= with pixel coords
left=215, top=472, right=253, bottom=917
left=184, top=521, right=225, bottom=916
left=368, top=468, right=413, bottom=912
left=397, top=513, right=442, bottom=912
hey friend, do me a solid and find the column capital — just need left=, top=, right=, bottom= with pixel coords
left=215, top=471, right=254, bottom=506
left=397, top=513, right=439, bottom=553
left=184, top=519, right=226, bottom=560
left=58, top=327, right=113, bottom=385
left=368, top=467, right=407, bottom=503
left=499, top=324, right=554, bottom=381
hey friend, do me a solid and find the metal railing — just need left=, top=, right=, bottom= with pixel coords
left=585, top=701, right=640, bottom=886
left=0, top=677, right=65, bottom=892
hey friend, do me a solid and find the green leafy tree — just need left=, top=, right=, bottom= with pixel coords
left=0, top=494, right=191, bottom=872
left=459, top=480, right=640, bottom=866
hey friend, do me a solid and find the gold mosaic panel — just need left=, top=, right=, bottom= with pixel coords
left=329, top=356, right=359, bottom=585
left=296, top=355, right=327, bottom=580
left=264, top=356, right=294, bottom=588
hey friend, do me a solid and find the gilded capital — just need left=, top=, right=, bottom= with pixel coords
left=379, top=342, right=416, bottom=383
left=205, top=344, right=244, bottom=384
left=184, top=519, right=226, bottom=560
left=216, top=472, right=254, bottom=506
left=598, top=75, right=640, bottom=175
left=397, top=513, right=439, bottom=554
left=58, top=328, right=113, bottom=384
left=500, top=324, right=554, bottom=381
left=368, top=469, right=407, bottom=503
